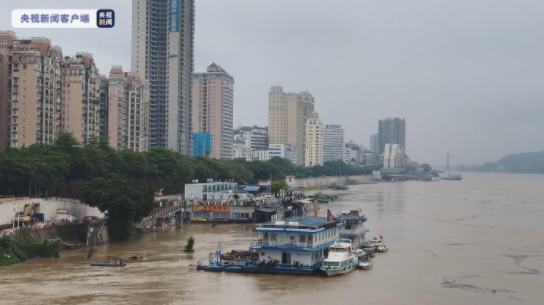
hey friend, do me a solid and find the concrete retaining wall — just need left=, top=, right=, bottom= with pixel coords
left=10, top=223, right=88, bottom=245
left=0, top=197, right=103, bottom=227
left=293, top=175, right=373, bottom=188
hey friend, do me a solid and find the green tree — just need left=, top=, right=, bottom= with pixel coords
left=81, top=174, right=154, bottom=241
left=271, top=180, right=288, bottom=194
left=184, top=236, right=195, bottom=253
left=420, top=163, right=432, bottom=173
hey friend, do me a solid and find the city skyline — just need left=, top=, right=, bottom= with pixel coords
left=2, top=0, right=544, bottom=165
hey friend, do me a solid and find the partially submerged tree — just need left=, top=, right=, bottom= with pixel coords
left=184, top=236, right=195, bottom=253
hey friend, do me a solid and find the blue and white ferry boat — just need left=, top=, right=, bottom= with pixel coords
left=246, top=216, right=344, bottom=275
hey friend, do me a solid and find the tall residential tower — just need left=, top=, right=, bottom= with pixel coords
left=370, top=133, right=379, bottom=153
left=192, top=63, right=234, bottom=159
left=305, top=111, right=323, bottom=167
left=323, top=124, right=344, bottom=162
left=101, top=66, right=149, bottom=152
left=378, top=117, right=406, bottom=154
left=268, top=82, right=314, bottom=165
left=131, top=0, right=195, bottom=154
left=0, top=32, right=101, bottom=149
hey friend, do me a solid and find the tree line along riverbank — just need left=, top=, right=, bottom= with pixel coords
left=0, top=132, right=374, bottom=242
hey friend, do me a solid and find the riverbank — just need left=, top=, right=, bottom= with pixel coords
left=292, top=174, right=375, bottom=189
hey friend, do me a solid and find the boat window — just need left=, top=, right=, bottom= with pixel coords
left=263, top=232, right=268, bottom=239
left=323, top=261, right=340, bottom=267
left=270, top=233, right=277, bottom=241
left=299, top=234, right=306, bottom=243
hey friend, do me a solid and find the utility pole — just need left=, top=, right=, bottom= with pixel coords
left=447, top=153, right=450, bottom=172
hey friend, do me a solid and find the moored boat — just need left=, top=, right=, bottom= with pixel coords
left=319, top=239, right=359, bottom=276
left=90, top=263, right=126, bottom=267
left=199, top=243, right=228, bottom=272
left=377, top=244, right=389, bottom=252
left=248, top=216, right=344, bottom=275
left=224, top=265, right=244, bottom=273
left=367, top=236, right=384, bottom=247
left=356, top=259, right=373, bottom=270
left=203, top=265, right=225, bottom=272
left=337, top=209, right=368, bottom=249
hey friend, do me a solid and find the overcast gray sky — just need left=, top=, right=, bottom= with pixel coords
left=3, top=0, right=544, bottom=166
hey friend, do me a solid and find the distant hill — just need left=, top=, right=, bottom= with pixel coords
left=478, top=151, right=544, bottom=173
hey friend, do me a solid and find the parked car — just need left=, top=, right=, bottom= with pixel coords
left=83, top=216, right=99, bottom=223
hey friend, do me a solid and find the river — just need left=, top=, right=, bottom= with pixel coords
left=1, top=172, right=543, bottom=305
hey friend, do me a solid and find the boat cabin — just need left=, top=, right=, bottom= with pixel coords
left=322, top=239, right=356, bottom=268
left=250, top=216, right=344, bottom=267
left=338, top=209, right=368, bottom=249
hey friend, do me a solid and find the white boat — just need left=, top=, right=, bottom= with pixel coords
left=368, top=237, right=383, bottom=245
left=357, top=259, right=373, bottom=270
left=353, top=249, right=365, bottom=259
left=319, top=239, right=359, bottom=276
left=377, top=244, right=389, bottom=252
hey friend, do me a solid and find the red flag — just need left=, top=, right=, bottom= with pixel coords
left=380, top=234, right=383, bottom=239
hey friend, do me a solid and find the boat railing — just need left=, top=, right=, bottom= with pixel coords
left=250, top=239, right=317, bottom=249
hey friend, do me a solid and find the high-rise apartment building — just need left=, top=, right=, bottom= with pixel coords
left=0, top=33, right=64, bottom=149
left=268, top=82, right=314, bottom=165
left=378, top=117, right=406, bottom=154
left=60, top=52, right=100, bottom=144
left=323, top=124, right=344, bottom=162
left=131, top=0, right=195, bottom=154
left=192, top=63, right=234, bottom=159
left=0, top=32, right=103, bottom=149
left=305, top=111, right=323, bottom=167
left=98, top=75, right=108, bottom=138
left=370, top=133, right=379, bottom=153
left=101, top=66, right=149, bottom=152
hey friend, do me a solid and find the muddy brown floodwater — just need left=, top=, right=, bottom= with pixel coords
left=1, top=172, right=544, bottom=305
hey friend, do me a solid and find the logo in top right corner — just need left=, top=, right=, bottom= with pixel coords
left=96, top=9, right=114, bottom=28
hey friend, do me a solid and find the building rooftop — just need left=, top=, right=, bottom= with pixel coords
left=340, top=214, right=367, bottom=223
left=271, top=81, right=282, bottom=88
left=206, top=62, right=227, bottom=73
left=255, top=206, right=279, bottom=213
